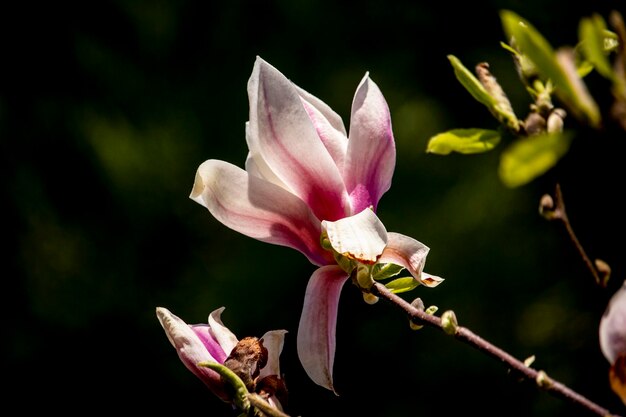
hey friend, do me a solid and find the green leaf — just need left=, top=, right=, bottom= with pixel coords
left=498, top=131, right=573, bottom=188
left=500, top=10, right=600, bottom=128
left=447, top=55, right=498, bottom=109
left=579, top=14, right=615, bottom=81
left=372, top=263, right=405, bottom=280
left=427, top=128, right=501, bottom=155
left=500, top=10, right=562, bottom=83
left=385, top=277, right=420, bottom=294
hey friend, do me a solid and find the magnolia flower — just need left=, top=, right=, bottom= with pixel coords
left=156, top=306, right=287, bottom=410
left=190, top=57, right=442, bottom=392
left=599, top=281, right=626, bottom=405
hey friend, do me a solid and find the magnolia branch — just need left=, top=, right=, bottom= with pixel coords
left=370, top=281, right=622, bottom=417
left=540, top=183, right=610, bottom=287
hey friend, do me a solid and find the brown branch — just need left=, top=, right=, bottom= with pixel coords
left=370, top=281, right=622, bottom=417
left=540, top=183, right=608, bottom=287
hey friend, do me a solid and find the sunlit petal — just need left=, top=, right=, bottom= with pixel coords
left=245, top=122, right=290, bottom=190
left=301, top=98, right=348, bottom=171
left=248, top=57, right=350, bottom=221
left=345, top=73, right=396, bottom=213
left=322, top=208, right=387, bottom=264
left=294, top=85, right=347, bottom=137
left=190, top=159, right=333, bottom=266
left=297, top=265, right=349, bottom=393
left=379, top=232, right=443, bottom=287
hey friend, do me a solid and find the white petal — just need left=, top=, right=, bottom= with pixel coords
left=208, top=307, right=239, bottom=356
left=322, top=208, right=387, bottom=263
left=259, top=329, right=288, bottom=379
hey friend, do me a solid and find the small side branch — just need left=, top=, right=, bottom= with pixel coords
left=540, top=183, right=609, bottom=287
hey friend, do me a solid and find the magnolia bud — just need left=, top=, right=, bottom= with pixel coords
left=409, top=298, right=425, bottom=330
left=538, top=194, right=556, bottom=220
left=441, top=310, right=459, bottom=335
left=547, top=108, right=566, bottom=133
left=362, top=292, right=379, bottom=305
left=523, top=112, right=546, bottom=135
left=595, top=259, right=611, bottom=287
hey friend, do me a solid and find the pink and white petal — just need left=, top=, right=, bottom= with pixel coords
left=344, top=73, right=396, bottom=213
left=190, top=159, right=333, bottom=266
left=248, top=57, right=350, bottom=221
left=379, top=232, right=443, bottom=287
left=156, top=307, right=231, bottom=401
left=245, top=122, right=290, bottom=190
left=297, top=265, right=349, bottom=393
left=420, top=272, right=445, bottom=288
left=600, top=281, right=626, bottom=364
left=207, top=307, right=239, bottom=357
left=191, top=325, right=228, bottom=363
left=294, top=84, right=347, bottom=136
left=322, top=208, right=387, bottom=264
left=259, top=329, right=288, bottom=379
left=301, top=98, right=348, bottom=171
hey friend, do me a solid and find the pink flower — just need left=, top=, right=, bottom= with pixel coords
left=156, top=306, right=287, bottom=409
left=599, top=281, right=626, bottom=405
left=190, top=57, right=442, bottom=392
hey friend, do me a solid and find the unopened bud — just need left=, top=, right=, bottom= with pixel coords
left=409, top=298, right=425, bottom=330
left=441, top=310, right=458, bottom=335
left=362, top=292, right=379, bottom=305
left=523, top=112, right=546, bottom=135
left=536, top=370, right=552, bottom=388
left=320, top=234, right=332, bottom=250
left=595, top=259, right=611, bottom=287
left=538, top=194, right=556, bottom=219
left=411, top=298, right=425, bottom=310
left=425, top=305, right=439, bottom=315
left=547, top=108, right=566, bottom=133
left=524, top=355, right=536, bottom=367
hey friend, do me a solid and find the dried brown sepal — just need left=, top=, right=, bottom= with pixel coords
left=256, top=374, right=290, bottom=411
left=476, top=62, right=520, bottom=132
left=224, top=336, right=268, bottom=392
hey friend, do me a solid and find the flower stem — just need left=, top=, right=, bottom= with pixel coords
left=247, top=393, right=292, bottom=417
left=370, top=281, right=622, bottom=417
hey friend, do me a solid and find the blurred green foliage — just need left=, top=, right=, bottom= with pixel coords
left=3, top=1, right=625, bottom=416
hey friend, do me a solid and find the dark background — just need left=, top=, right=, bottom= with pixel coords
left=3, top=1, right=626, bottom=416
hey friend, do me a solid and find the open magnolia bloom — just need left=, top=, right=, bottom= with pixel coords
left=190, top=56, right=442, bottom=392
left=599, top=280, right=626, bottom=405
left=156, top=307, right=287, bottom=410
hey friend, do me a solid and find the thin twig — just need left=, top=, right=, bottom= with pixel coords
left=370, top=281, right=622, bottom=417
left=545, top=183, right=605, bottom=287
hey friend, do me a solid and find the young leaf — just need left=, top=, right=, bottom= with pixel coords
left=427, top=128, right=501, bottom=155
left=447, top=55, right=498, bottom=109
left=500, top=10, right=601, bottom=128
left=579, top=14, right=615, bottom=81
left=498, top=131, right=573, bottom=188
left=372, top=263, right=405, bottom=281
left=385, top=277, right=420, bottom=294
